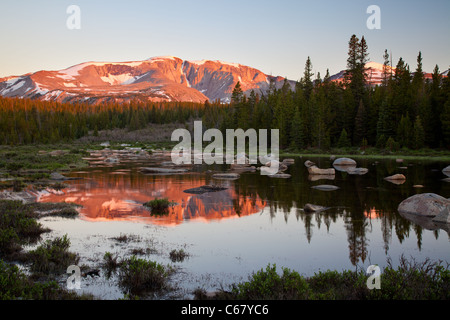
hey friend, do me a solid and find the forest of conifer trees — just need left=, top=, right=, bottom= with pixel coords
left=1, top=35, right=449, bottom=150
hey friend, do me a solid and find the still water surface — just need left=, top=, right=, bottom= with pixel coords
left=36, top=154, right=450, bottom=299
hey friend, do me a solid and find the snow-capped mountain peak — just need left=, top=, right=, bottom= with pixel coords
left=0, top=56, right=294, bottom=104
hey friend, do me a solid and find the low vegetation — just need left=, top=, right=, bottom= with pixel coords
left=196, top=256, right=450, bottom=300
left=169, top=249, right=189, bottom=263
left=143, top=198, right=176, bottom=216
left=26, top=235, right=79, bottom=275
left=0, top=200, right=48, bottom=257
left=118, top=256, right=174, bottom=297
left=0, top=259, right=93, bottom=300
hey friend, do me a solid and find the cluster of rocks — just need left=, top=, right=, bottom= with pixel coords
left=260, top=159, right=294, bottom=178
left=332, top=158, right=369, bottom=175
left=84, top=146, right=151, bottom=166
left=212, top=154, right=295, bottom=180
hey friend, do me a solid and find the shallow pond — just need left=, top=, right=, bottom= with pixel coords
left=36, top=153, right=450, bottom=299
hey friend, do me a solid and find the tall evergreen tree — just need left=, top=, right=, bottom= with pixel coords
left=382, top=49, right=391, bottom=87
left=301, top=56, right=314, bottom=101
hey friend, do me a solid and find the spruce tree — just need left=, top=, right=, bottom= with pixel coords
left=301, top=56, right=314, bottom=101
left=337, top=128, right=351, bottom=148
left=382, top=49, right=390, bottom=87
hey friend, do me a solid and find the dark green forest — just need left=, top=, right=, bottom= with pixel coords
left=204, top=35, right=450, bottom=151
left=1, top=35, right=449, bottom=150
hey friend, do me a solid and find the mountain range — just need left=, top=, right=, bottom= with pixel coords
left=0, top=57, right=447, bottom=104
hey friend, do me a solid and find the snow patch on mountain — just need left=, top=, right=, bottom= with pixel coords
left=100, top=73, right=135, bottom=85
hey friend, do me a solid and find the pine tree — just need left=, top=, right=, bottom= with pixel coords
left=301, top=56, right=314, bottom=101
left=382, top=49, right=390, bottom=87
left=231, top=81, right=244, bottom=104
left=337, top=128, right=351, bottom=148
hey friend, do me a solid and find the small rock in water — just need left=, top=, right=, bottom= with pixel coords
left=50, top=172, right=67, bottom=180
left=268, top=173, right=291, bottom=179
left=333, top=158, right=357, bottom=166
left=346, top=167, right=369, bottom=175
left=304, top=203, right=329, bottom=212
left=282, top=158, right=295, bottom=165
left=212, top=173, right=240, bottom=180
left=384, top=174, right=406, bottom=181
left=140, top=167, right=188, bottom=174
left=304, top=160, right=316, bottom=168
left=184, top=185, right=228, bottom=194
left=307, top=166, right=336, bottom=175
left=311, top=185, right=340, bottom=191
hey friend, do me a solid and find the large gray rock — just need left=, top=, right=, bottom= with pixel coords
left=398, top=193, right=450, bottom=217
left=333, top=158, right=357, bottom=166
left=433, top=207, right=450, bottom=224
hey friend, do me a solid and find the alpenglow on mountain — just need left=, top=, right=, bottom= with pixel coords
left=1, top=57, right=447, bottom=104
left=0, top=56, right=296, bottom=104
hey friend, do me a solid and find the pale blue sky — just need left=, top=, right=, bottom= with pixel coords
left=0, top=0, right=449, bottom=79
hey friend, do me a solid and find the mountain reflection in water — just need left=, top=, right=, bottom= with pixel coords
left=37, top=168, right=266, bottom=225
left=35, top=157, right=450, bottom=271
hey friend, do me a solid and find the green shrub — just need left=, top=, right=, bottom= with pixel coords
left=143, top=198, right=176, bottom=216
left=231, top=264, right=310, bottom=300
left=169, top=249, right=189, bottom=262
left=0, top=200, right=46, bottom=256
left=118, top=256, right=174, bottom=296
left=0, top=259, right=92, bottom=300
left=222, top=258, right=450, bottom=300
left=27, top=235, right=79, bottom=274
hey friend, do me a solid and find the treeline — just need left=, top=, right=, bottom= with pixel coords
left=0, top=98, right=208, bottom=145
left=1, top=34, right=449, bottom=149
left=203, top=35, right=450, bottom=150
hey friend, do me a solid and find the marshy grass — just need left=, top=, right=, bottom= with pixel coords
left=169, top=249, right=189, bottom=263
left=0, top=259, right=94, bottom=300
left=26, top=202, right=81, bottom=218
left=118, top=255, right=174, bottom=296
left=102, top=251, right=121, bottom=279
left=196, top=256, right=450, bottom=300
left=111, top=233, right=141, bottom=243
left=0, top=200, right=48, bottom=257
left=143, top=198, right=176, bottom=216
left=26, top=234, right=80, bottom=275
